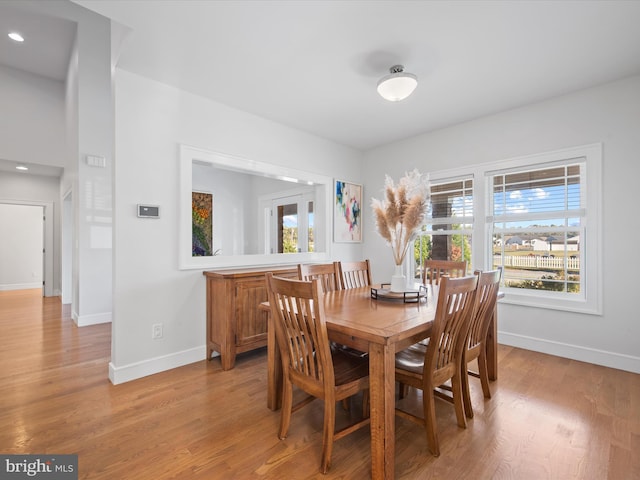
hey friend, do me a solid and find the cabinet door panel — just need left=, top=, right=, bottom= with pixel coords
left=235, top=279, right=269, bottom=346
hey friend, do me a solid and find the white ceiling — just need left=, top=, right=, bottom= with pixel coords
left=0, top=3, right=75, bottom=176
left=2, top=0, right=640, bottom=157
left=0, top=3, right=75, bottom=81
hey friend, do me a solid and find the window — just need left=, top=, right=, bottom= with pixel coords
left=487, top=144, right=601, bottom=314
left=413, top=177, right=474, bottom=280
left=490, top=164, right=582, bottom=294
left=412, top=143, right=602, bottom=314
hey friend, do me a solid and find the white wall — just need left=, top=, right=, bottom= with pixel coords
left=363, top=75, right=640, bottom=373
left=53, top=6, right=114, bottom=327
left=111, top=69, right=363, bottom=383
left=73, top=12, right=114, bottom=327
left=0, top=171, right=61, bottom=295
left=0, top=65, right=66, bottom=168
left=0, top=204, right=43, bottom=290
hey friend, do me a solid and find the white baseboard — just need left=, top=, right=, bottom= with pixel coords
left=0, top=282, right=41, bottom=291
left=74, top=311, right=112, bottom=327
left=498, top=332, right=640, bottom=374
left=108, top=345, right=207, bottom=385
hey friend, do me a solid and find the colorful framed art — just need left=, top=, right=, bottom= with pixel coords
left=192, top=191, right=213, bottom=256
left=334, top=179, right=362, bottom=243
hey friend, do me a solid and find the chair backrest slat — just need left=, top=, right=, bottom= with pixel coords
left=298, top=263, right=342, bottom=292
left=338, top=259, right=372, bottom=289
left=425, top=275, right=478, bottom=375
left=466, top=269, right=502, bottom=352
left=423, top=259, right=467, bottom=285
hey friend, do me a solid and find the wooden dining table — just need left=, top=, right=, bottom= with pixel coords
left=264, top=284, right=500, bottom=480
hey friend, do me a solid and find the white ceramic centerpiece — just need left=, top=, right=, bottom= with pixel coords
left=371, top=169, right=430, bottom=292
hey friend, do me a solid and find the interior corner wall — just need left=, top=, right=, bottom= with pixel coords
left=110, top=69, right=363, bottom=383
left=64, top=32, right=80, bottom=315
left=363, top=75, right=640, bottom=373
left=72, top=11, right=113, bottom=327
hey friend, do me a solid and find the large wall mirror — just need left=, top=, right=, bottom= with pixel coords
left=179, top=144, right=332, bottom=270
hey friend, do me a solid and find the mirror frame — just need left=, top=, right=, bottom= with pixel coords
left=179, top=144, right=332, bottom=270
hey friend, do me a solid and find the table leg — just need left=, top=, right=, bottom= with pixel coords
left=486, top=306, right=498, bottom=381
left=267, top=312, right=282, bottom=410
left=369, top=342, right=395, bottom=480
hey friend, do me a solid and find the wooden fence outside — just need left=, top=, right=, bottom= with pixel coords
left=495, top=255, right=580, bottom=270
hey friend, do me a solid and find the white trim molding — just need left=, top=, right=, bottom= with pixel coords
left=74, top=311, right=112, bottom=327
left=498, top=332, right=640, bottom=374
left=108, top=345, right=207, bottom=385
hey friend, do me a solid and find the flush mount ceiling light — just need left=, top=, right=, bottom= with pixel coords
left=8, top=32, right=25, bottom=42
left=377, top=65, right=418, bottom=102
left=16, top=165, right=29, bottom=171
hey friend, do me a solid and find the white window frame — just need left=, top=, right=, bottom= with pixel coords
left=487, top=143, right=602, bottom=314
left=415, top=143, right=602, bottom=314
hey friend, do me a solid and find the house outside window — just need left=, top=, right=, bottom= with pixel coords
left=490, top=164, right=582, bottom=294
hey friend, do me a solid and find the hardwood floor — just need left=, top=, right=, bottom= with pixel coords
left=1, top=289, right=638, bottom=479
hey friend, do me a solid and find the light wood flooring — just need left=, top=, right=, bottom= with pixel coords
left=1, top=289, right=638, bottom=479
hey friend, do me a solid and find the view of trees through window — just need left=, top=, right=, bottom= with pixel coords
left=414, top=178, right=473, bottom=280
left=278, top=201, right=314, bottom=253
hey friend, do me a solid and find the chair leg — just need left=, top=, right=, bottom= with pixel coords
left=423, top=388, right=440, bottom=457
left=362, top=390, right=370, bottom=418
left=398, top=382, right=408, bottom=399
left=279, top=379, right=293, bottom=440
left=450, top=372, right=467, bottom=429
left=461, top=359, right=474, bottom=419
left=477, top=349, right=492, bottom=398
left=320, top=397, right=336, bottom=474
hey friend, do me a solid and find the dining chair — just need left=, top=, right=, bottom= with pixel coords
left=415, top=259, right=468, bottom=349
left=298, top=262, right=350, bottom=375
left=337, top=259, right=372, bottom=289
left=461, top=269, right=502, bottom=419
left=336, top=260, right=372, bottom=359
left=298, top=262, right=342, bottom=292
left=265, top=273, right=370, bottom=474
left=394, top=274, right=478, bottom=456
left=423, top=259, right=467, bottom=285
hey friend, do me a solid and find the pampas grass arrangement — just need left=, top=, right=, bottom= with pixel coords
left=371, top=169, right=430, bottom=265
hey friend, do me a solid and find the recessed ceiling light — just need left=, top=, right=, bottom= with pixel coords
left=16, top=165, right=29, bottom=171
left=8, top=32, right=25, bottom=42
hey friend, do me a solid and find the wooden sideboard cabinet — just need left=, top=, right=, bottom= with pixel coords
left=203, top=266, right=298, bottom=370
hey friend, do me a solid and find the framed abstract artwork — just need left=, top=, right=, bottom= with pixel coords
left=334, top=179, right=362, bottom=243
left=192, top=191, right=213, bottom=256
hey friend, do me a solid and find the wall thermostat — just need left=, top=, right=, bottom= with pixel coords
left=137, top=204, right=159, bottom=218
